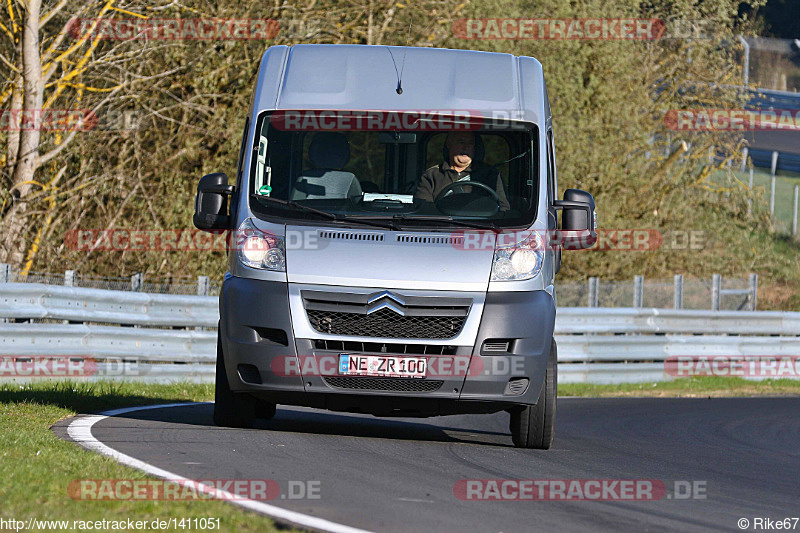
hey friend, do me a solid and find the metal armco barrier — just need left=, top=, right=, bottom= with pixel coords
left=2, top=283, right=799, bottom=384
left=0, top=283, right=218, bottom=327
left=0, top=323, right=216, bottom=361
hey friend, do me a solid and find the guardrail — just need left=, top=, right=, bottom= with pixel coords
left=0, top=283, right=218, bottom=327
left=2, top=283, right=799, bottom=384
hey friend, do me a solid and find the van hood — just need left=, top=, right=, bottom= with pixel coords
left=285, top=225, right=496, bottom=292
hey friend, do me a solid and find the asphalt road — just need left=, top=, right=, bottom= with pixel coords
left=57, top=398, right=800, bottom=532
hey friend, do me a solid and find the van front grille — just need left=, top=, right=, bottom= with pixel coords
left=318, top=230, right=384, bottom=241
left=302, top=290, right=471, bottom=339
left=306, top=308, right=466, bottom=339
left=396, top=234, right=465, bottom=245
left=313, top=339, right=457, bottom=355
left=322, top=376, right=444, bottom=392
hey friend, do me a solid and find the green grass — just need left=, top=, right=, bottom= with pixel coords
left=1, top=378, right=797, bottom=530
left=0, top=381, right=284, bottom=532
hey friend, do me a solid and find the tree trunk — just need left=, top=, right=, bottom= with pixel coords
left=1, top=0, right=43, bottom=265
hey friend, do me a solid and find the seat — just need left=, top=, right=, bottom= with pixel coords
left=291, top=133, right=362, bottom=200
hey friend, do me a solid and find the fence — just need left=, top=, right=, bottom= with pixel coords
left=0, top=265, right=760, bottom=311
left=741, top=38, right=800, bottom=94
left=737, top=147, right=800, bottom=238
left=0, top=264, right=221, bottom=296
left=557, top=273, right=757, bottom=311
left=2, top=281, right=799, bottom=384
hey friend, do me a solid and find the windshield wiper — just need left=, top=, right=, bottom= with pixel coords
left=253, top=195, right=394, bottom=229
left=395, top=215, right=498, bottom=230
left=348, top=214, right=497, bottom=231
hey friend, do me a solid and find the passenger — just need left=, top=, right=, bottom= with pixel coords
left=414, top=131, right=510, bottom=210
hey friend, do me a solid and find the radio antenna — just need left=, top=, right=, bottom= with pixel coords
left=396, top=15, right=412, bottom=94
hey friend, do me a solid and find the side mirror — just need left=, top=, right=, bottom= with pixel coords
left=193, top=172, right=235, bottom=231
left=553, top=189, right=597, bottom=249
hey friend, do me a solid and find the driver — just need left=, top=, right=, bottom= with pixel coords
left=414, top=131, right=510, bottom=210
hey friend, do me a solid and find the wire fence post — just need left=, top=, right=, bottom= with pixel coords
left=770, top=151, right=778, bottom=215
left=793, top=185, right=798, bottom=239
left=711, top=274, right=721, bottom=311
left=0, top=264, right=10, bottom=283
left=197, top=276, right=210, bottom=296
left=131, top=273, right=143, bottom=292
left=674, top=274, right=683, bottom=310
left=633, top=275, right=644, bottom=308
left=747, top=167, right=754, bottom=217
left=588, top=277, right=599, bottom=307
left=64, top=270, right=76, bottom=287
left=749, top=273, right=758, bottom=311
left=740, top=147, right=748, bottom=172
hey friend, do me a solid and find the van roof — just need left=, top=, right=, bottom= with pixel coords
left=253, top=44, right=548, bottom=125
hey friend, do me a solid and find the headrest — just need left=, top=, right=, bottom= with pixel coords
left=442, top=133, right=485, bottom=163
left=309, top=132, right=350, bottom=169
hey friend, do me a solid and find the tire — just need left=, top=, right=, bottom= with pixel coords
left=213, top=335, right=255, bottom=428
left=509, top=338, right=557, bottom=449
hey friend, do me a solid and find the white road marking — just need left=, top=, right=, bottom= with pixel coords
left=66, top=402, right=374, bottom=533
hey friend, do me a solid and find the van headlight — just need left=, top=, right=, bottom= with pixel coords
left=236, top=218, right=285, bottom=271
left=491, top=231, right=544, bottom=281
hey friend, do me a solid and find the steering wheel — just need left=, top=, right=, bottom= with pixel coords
left=434, top=180, right=501, bottom=216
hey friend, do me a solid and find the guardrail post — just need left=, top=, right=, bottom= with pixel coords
left=197, top=276, right=210, bottom=296
left=588, top=277, right=599, bottom=307
left=0, top=263, right=10, bottom=283
left=64, top=270, right=75, bottom=287
left=770, top=151, right=778, bottom=215
left=711, top=274, right=721, bottom=311
left=749, top=273, right=758, bottom=311
left=793, top=185, right=798, bottom=238
left=674, top=274, right=683, bottom=309
left=131, top=273, right=143, bottom=292
left=633, top=275, right=644, bottom=308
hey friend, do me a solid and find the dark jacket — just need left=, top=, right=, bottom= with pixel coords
left=414, top=160, right=510, bottom=210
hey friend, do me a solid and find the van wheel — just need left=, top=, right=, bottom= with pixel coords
left=213, top=336, right=255, bottom=428
left=509, top=338, right=557, bottom=449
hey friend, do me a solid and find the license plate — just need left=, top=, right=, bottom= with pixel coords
left=338, top=354, right=427, bottom=378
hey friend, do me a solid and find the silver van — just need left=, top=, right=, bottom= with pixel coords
left=193, top=44, right=596, bottom=449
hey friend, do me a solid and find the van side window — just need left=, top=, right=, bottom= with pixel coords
left=546, top=130, right=555, bottom=203
left=236, top=117, right=250, bottom=185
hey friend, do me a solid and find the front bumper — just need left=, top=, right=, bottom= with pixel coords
left=219, top=276, right=555, bottom=413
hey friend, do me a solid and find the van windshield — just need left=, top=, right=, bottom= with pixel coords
left=248, top=111, right=538, bottom=228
